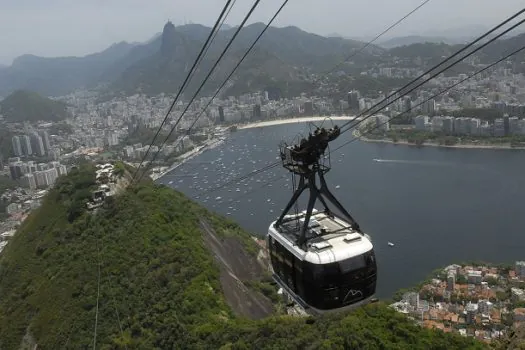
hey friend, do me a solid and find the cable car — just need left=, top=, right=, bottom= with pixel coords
left=268, top=125, right=377, bottom=313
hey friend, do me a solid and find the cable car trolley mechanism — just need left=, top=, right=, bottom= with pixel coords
left=267, top=125, right=377, bottom=314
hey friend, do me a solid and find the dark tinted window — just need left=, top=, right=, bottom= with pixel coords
left=339, top=254, right=367, bottom=273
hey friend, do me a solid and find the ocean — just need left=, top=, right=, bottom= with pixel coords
left=158, top=122, right=525, bottom=298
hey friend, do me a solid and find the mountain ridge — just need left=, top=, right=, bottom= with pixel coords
left=377, top=35, right=470, bottom=48
left=1, top=23, right=524, bottom=98
left=0, top=164, right=486, bottom=349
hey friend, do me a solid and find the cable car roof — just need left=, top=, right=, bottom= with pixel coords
left=269, top=211, right=373, bottom=264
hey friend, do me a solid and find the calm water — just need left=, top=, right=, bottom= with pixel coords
left=157, top=123, right=525, bottom=298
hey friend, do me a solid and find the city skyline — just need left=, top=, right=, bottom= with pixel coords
left=1, top=0, right=524, bottom=65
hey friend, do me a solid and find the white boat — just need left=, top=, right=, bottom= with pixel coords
left=388, top=242, right=395, bottom=247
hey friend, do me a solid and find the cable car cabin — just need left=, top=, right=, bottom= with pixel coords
left=268, top=210, right=377, bottom=314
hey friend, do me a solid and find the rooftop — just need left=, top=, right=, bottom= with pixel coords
left=269, top=210, right=373, bottom=264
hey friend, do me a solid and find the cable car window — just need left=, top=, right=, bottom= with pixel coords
left=339, top=254, right=367, bottom=273
left=322, top=263, right=340, bottom=287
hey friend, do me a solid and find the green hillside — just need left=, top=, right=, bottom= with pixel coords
left=0, top=90, right=69, bottom=122
left=0, top=164, right=486, bottom=349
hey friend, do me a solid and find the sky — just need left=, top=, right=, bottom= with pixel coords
left=0, top=0, right=524, bottom=65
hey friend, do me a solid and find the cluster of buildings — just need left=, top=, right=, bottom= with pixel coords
left=47, top=62, right=523, bottom=167
left=1, top=187, right=46, bottom=217
left=0, top=186, right=47, bottom=255
left=122, top=136, right=193, bottom=161
left=339, top=63, right=525, bottom=118
left=6, top=157, right=67, bottom=189
left=361, top=114, right=391, bottom=132
left=11, top=130, right=55, bottom=157
left=391, top=261, right=525, bottom=343
left=87, top=163, right=121, bottom=210
left=415, top=115, right=525, bottom=137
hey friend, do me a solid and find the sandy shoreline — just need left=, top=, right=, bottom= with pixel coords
left=237, top=116, right=356, bottom=130
left=155, top=116, right=359, bottom=180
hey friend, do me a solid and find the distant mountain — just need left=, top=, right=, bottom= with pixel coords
left=2, top=22, right=525, bottom=100
left=326, top=32, right=345, bottom=38
left=0, top=90, right=70, bottom=122
left=378, top=35, right=468, bottom=48
left=0, top=41, right=137, bottom=97
left=0, top=22, right=380, bottom=99
left=421, top=24, right=490, bottom=39
left=111, top=22, right=382, bottom=97
left=388, top=32, right=525, bottom=64
left=476, top=32, right=525, bottom=64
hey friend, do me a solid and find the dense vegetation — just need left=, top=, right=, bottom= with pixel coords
left=0, top=90, right=70, bottom=122
left=0, top=165, right=487, bottom=349
left=366, top=129, right=525, bottom=148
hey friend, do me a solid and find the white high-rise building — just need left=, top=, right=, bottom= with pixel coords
left=20, top=135, right=32, bottom=156
left=21, top=173, right=36, bottom=190
left=442, top=117, right=454, bottom=133
left=447, top=273, right=455, bottom=291
left=465, top=303, right=478, bottom=324
left=30, top=132, right=45, bottom=156
left=414, top=115, right=429, bottom=130
left=478, top=300, right=493, bottom=315
left=469, top=118, right=481, bottom=136
left=431, top=116, right=444, bottom=132
left=34, top=171, right=47, bottom=188
left=12, top=136, right=23, bottom=157
left=57, top=165, right=67, bottom=177
left=494, top=119, right=505, bottom=137
left=44, top=168, right=58, bottom=186
left=509, top=117, right=520, bottom=135
left=39, top=130, right=51, bottom=153
left=403, top=292, right=419, bottom=308
left=374, top=114, right=390, bottom=132
left=516, top=261, right=525, bottom=278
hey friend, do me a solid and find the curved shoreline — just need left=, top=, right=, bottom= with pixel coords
left=237, top=116, right=356, bottom=130
left=152, top=138, right=224, bottom=180
left=155, top=117, right=358, bottom=180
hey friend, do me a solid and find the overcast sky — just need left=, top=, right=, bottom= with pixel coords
left=0, top=0, right=523, bottom=65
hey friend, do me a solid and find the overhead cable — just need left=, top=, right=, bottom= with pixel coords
left=338, top=8, right=525, bottom=134
left=131, top=0, right=235, bottom=182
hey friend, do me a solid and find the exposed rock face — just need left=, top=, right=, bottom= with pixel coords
left=161, top=21, right=182, bottom=57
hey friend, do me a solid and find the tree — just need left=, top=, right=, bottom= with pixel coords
left=456, top=275, right=467, bottom=284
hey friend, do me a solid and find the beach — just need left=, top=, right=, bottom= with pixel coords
left=237, top=116, right=357, bottom=130
left=153, top=116, right=360, bottom=180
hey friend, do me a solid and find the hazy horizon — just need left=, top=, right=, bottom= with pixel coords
left=1, top=0, right=523, bottom=65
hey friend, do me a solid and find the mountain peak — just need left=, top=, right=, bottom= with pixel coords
left=163, top=20, right=175, bottom=34
left=161, top=21, right=178, bottom=56
left=0, top=89, right=69, bottom=122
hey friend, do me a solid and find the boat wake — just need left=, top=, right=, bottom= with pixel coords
left=372, top=159, right=454, bottom=166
